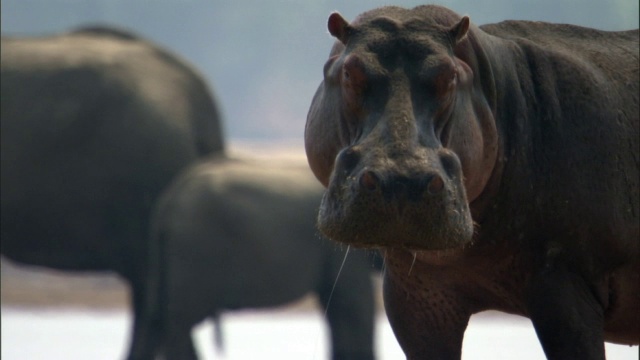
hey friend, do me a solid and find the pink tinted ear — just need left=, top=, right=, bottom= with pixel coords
left=328, top=12, right=351, bottom=44
left=450, top=16, right=470, bottom=44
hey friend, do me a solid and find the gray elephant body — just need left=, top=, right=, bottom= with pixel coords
left=1, top=26, right=224, bottom=356
left=138, top=157, right=376, bottom=360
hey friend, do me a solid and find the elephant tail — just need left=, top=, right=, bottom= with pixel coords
left=142, top=184, right=172, bottom=357
left=212, top=312, right=224, bottom=354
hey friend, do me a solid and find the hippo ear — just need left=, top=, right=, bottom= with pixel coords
left=328, top=12, right=351, bottom=44
left=449, top=16, right=470, bottom=44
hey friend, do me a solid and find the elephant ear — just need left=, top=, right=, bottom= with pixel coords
left=328, top=12, right=352, bottom=44
left=449, top=16, right=470, bottom=44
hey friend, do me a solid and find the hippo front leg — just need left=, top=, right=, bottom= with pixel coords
left=526, top=263, right=606, bottom=360
left=383, top=251, right=471, bottom=360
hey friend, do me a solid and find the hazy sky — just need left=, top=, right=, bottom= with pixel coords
left=3, top=0, right=638, bottom=140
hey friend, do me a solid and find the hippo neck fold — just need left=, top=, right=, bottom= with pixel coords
left=457, top=25, right=508, bottom=223
left=463, top=24, right=549, bottom=231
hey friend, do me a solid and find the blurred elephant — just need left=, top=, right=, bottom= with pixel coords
left=1, top=26, right=224, bottom=356
left=134, top=157, right=378, bottom=360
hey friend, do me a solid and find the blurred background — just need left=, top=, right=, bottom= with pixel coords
left=2, top=0, right=638, bottom=142
left=2, top=1, right=639, bottom=359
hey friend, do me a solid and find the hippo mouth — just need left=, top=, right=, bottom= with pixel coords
left=317, top=162, right=475, bottom=251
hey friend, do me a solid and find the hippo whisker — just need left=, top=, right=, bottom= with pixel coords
left=408, top=251, right=418, bottom=276
left=323, top=245, right=351, bottom=318
left=314, top=245, right=352, bottom=360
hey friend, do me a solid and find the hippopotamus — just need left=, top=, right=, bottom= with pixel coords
left=304, top=5, right=639, bottom=359
left=1, top=26, right=224, bottom=358
left=134, top=157, right=378, bottom=360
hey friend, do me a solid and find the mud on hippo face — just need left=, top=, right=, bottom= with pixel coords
left=305, top=7, right=499, bottom=250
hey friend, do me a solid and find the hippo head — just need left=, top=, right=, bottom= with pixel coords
left=305, top=6, right=498, bottom=250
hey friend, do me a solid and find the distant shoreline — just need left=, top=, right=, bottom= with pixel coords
left=1, top=256, right=383, bottom=312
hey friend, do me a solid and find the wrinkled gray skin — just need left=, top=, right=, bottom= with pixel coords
left=133, top=157, right=377, bottom=360
left=1, top=27, right=224, bottom=358
left=305, top=5, right=639, bottom=360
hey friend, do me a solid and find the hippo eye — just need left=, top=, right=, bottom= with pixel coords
left=437, top=72, right=457, bottom=102
left=340, top=56, right=369, bottom=124
left=430, top=69, right=458, bottom=126
left=341, top=56, right=368, bottom=99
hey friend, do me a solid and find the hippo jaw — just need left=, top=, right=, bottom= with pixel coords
left=317, top=142, right=475, bottom=250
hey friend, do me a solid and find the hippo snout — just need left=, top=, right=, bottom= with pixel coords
left=318, top=147, right=474, bottom=250
left=357, top=169, right=445, bottom=200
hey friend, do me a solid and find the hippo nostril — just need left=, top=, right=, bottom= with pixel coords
left=359, top=170, right=379, bottom=191
left=427, top=174, right=445, bottom=194
left=439, top=149, right=462, bottom=179
left=337, top=147, right=361, bottom=173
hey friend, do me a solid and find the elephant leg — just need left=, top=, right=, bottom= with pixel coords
left=383, top=252, right=471, bottom=360
left=526, top=264, right=606, bottom=360
left=317, top=248, right=376, bottom=360
left=126, top=280, right=157, bottom=360
left=163, top=324, right=199, bottom=360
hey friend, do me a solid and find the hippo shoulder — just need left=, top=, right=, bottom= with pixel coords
left=480, top=20, right=638, bottom=49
